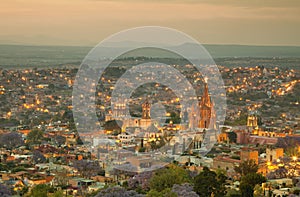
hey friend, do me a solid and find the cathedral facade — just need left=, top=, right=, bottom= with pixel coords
left=189, top=82, right=216, bottom=129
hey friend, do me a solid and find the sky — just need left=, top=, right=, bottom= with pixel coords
left=0, top=0, right=299, bottom=46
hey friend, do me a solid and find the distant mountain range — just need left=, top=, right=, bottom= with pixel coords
left=0, top=43, right=299, bottom=67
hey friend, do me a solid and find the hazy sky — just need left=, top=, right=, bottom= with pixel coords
left=1, top=0, right=299, bottom=46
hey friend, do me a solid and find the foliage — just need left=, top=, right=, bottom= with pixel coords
left=11, top=166, right=26, bottom=173
left=32, top=150, right=47, bottom=163
left=0, top=183, right=12, bottom=197
left=128, top=171, right=152, bottom=191
left=72, top=160, right=103, bottom=178
left=193, top=167, right=227, bottom=197
left=49, top=190, right=64, bottom=197
left=149, top=165, right=191, bottom=192
left=253, top=184, right=264, bottom=197
left=276, top=136, right=300, bottom=151
left=76, top=137, right=84, bottom=145
left=234, top=160, right=258, bottom=176
left=171, top=183, right=199, bottom=197
left=147, top=188, right=177, bottom=197
left=0, top=132, right=24, bottom=149
left=25, top=184, right=50, bottom=197
left=240, top=173, right=266, bottom=197
left=226, top=189, right=241, bottom=197
left=53, top=168, right=69, bottom=187
left=266, top=167, right=288, bottom=179
left=54, top=135, right=66, bottom=146
left=169, top=112, right=181, bottom=124
left=95, top=186, right=144, bottom=197
left=26, top=129, right=44, bottom=145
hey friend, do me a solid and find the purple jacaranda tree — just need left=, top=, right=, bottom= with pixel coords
left=0, top=132, right=24, bottom=149
left=95, top=186, right=145, bottom=197
left=0, top=183, right=12, bottom=197
left=172, top=183, right=199, bottom=197
left=73, top=160, right=103, bottom=178
left=128, top=171, right=152, bottom=191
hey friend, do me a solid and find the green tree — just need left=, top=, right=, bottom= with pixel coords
left=149, top=165, right=191, bottom=192
left=234, top=160, right=258, bottom=176
left=226, top=189, right=241, bottom=197
left=194, top=167, right=227, bottom=197
left=26, top=129, right=44, bottom=145
left=147, top=188, right=177, bottom=197
left=240, top=173, right=266, bottom=197
left=25, top=184, right=50, bottom=197
left=49, top=190, right=64, bottom=197
left=253, top=184, right=264, bottom=197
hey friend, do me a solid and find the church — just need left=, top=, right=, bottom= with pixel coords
left=105, top=82, right=216, bottom=132
left=105, top=99, right=154, bottom=131
left=188, top=82, right=216, bottom=130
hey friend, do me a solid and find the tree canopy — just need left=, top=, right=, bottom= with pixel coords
left=240, top=173, right=266, bottom=197
left=193, top=167, right=227, bottom=197
left=26, top=129, right=44, bottom=145
left=0, top=132, right=24, bottom=149
left=149, top=165, right=191, bottom=192
left=95, top=186, right=144, bottom=197
left=234, top=160, right=258, bottom=176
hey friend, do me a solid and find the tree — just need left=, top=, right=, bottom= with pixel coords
left=0, top=132, right=24, bottom=149
left=226, top=189, right=241, bottom=197
left=234, top=160, right=258, bottom=176
left=194, top=167, right=227, bottom=197
left=240, top=173, right=266, bottom=197
left=128, top=171, right=152, bottom=191
left=53, top=168, right=69, bottom=188
left=49, top=190, right=64, bottom=197
left=95, top=186, right=144, bottom=197
left=76, top=137, right=84, bottom=145
left=147, top=188, right=177, bottom=197
left=48, top=84, right=55, bottom=90
left=276, top=136, right=300, bottom=151
left=172, top=183, right=199, bottom=197
left=26, top=129, right=44, bottom=145
left=0, top=183, right=12, bottom=197
left=54, top=135, right=66, bottom=146
left=25, top=184, right=50, bottom=197
left=253, top=184, right=264, bottom=197
left=149, top=165, right=191, bottom=192
left=73, top=160, right=104, bottom=178
left=32, top=150, right=46, bottom=163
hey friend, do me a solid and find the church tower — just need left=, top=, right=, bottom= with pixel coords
left=199, top=82, right=216, bottom=129
left=140, top=99, right=152, bottom=129
left=247, top=111, right=258, bottom=133
left=113, top=99, right=126, bottom=118
left=142, top=99, right=151, bottom=119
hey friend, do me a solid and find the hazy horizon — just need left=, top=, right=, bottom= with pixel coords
left=1, top=0, right=299, bottom=46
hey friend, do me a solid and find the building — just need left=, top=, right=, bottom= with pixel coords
left=213, top=156, right=240, bottom=172
left=199, top=83, right=216, bottom=129
left=247, top=114, right=258, bottom=128
left=240, top=147, right=259, bottom=164
left=266, top=147, right=284, bottom=162
left=107, top=99, right=154, bottom=130
left=189, top=82, right=216, bottom=129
